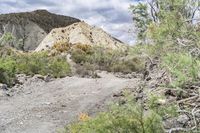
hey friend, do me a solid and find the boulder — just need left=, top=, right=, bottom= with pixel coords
left=0, top=83, right=8, bottom=91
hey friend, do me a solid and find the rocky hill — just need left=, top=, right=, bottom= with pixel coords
left=0, top=10, right=80, bottom=51
left=35, top=22, right=127, bottom=51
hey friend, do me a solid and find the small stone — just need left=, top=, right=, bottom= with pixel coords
left=36, top=115, right=42, bottom=118
left=34, top=74, right=44, bottom=80
left=16, top=74, right=27, bottom=84
left=44, top=75, right=52, bottom=82
left=163, top=118, right=179, bottom=129
left=195, top=112, right=200, bottom=118
left=61, top=105, right=66, bottom=107
left=157, top=99, right=166, bottom=105
left=43, top=102, right=51, bottom=105
left=0, top=84, right=8, bottom=91
left=146, top=77, right=152, bottom=81
left=126, top=74, right=132, bottom=79
left=0, top=90, right=5, bottom=97
left=177, top=114, right=189, bottom=124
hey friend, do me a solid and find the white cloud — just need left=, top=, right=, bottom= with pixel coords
left=0, top=0, right=136, bottom=44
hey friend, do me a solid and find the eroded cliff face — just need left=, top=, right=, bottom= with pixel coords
left=0, top=21, right=47, bottom=51
left=36, top=22, right=127, bottom=51
left=0, top=10, right=80, bottom=51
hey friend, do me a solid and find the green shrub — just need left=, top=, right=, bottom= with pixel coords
left=52, top=41, right=71, bottom=53
left=65, top=100, right=164, bottom=133
left=71, top=45, right=145, bottom=73
left=0, top=57, right=16, bottom=86
left=162, top=52, right=200, bottom=87
left=148, top=95, right=178, bottom=118
left=110, top=57, right=144, bottom=74
left=0, top=51, right=71, bottom=86
left=16, top=52, right=71, bottom=78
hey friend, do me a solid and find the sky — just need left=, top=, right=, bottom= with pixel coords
left=0, top=0, right=138, bottom=44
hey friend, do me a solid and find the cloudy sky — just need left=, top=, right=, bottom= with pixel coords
left=0, top=0, right=138, bottom=44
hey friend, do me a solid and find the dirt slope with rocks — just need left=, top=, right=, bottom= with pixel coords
left=35, top=22, right=127, bottom=51
left=0, top=10, right=80, bottom=51
left=0, top=72, right=140, bottom=133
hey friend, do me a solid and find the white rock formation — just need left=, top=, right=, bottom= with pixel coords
left=35, top=22, right=127, bottom=51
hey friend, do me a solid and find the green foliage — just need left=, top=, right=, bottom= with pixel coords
left=0, top=32, right=15, bottom=47
left=65, top=100, right=164, bottom=133
left=16, top=52, right=71, bottom=78
left=162, top=52, right=200, bottom=87
left=0, top=49, right=71, bottom=86
left=0, top=57, right=17, bottom=86
left=71, top=45, right=145, bottom=74
left=148, top=95, right=178, bottom=118
left=130, top=3, right=151, bottom=43
left=130, top=0, right=200, bottom=45
left=110, top=57, right=144, bottom=73
left=52, top=41, right=71, bottom=53
left=0, top=33, right=26, bottom=50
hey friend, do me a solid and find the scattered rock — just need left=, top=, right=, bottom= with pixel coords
left=157, top=99, right=167, bottom=105
left=177, top=114, right=189, bottom=125
left=115, top=72, right=139, bottom=79
left=163, top=118, right=179, bottom=129
left=44, top=75, right=53, bottom=82
left=0, top=84, right=8, bottom=91
left=146, top=77, right=152, bottom=81
left=34, top=74, right=45, bottom=80
left=113, top=91, right=124, bottom=97
left=16, top=74, right=28, bottom=85
left=164, top=89, right=176, bottom=96
left=0, top=90, right=5, bottom=97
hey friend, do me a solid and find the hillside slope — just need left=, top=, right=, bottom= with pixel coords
left=0, top=10, right=80, bottom=51
left=35, top=22, right=127, bottom=51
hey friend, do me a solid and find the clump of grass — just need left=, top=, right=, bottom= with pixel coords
left=161, top=52, right=200, bottom=87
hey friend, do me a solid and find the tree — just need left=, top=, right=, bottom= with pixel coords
left=130, top=0, right=200, bottom=44
left=130, top=3, right=151, bottom=44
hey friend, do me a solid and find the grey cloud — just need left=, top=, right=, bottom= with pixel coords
left=24, top=0, right=56, bottom=6
left=0, top=0, right=136, bottom=44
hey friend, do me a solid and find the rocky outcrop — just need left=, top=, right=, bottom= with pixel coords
left=35, top=22, right=127, bottom=51
left=0, top=10, right=80, bottom=51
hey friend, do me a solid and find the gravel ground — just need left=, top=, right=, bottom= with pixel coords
left=0, top=72, right=139, bottom=133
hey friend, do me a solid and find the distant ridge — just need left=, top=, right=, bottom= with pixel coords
left=0, top=10, right=80, bottom=51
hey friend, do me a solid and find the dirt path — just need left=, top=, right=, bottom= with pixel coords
left=0, top=72, right=139, bottom=133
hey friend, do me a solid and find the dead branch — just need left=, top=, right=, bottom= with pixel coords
left=168, top=105, right=200, bottom=133
left=177, top=95, right=199, bottom=104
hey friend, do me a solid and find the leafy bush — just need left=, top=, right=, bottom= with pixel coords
left=110, top=57, right=144, bottom=74
left=0, top=50, right=71, bottom=86
left=16, top=52, right=71, bottom=78
left=0, top=57, right=17, bottom=86
left=52, top=41, right=71, bottom=53
left=71, top=45, right=145, bottom=74
left=64, top=100, right=164, bottom=133
left=148, top=94, right=178, bottom=118
left=162, top=52, right=200, bottom=87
